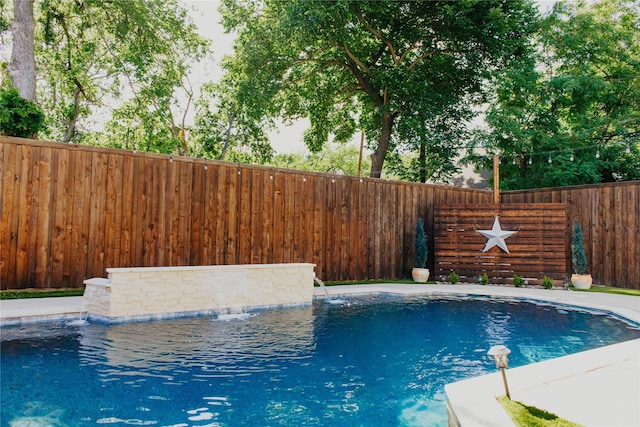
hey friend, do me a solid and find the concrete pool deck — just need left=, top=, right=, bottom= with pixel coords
left=1, top=284, right=639, bottom=426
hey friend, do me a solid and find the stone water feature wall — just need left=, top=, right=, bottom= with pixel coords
left=83, top=263, right=316, bottom=323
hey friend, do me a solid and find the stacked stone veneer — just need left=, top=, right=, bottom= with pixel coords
left=82, top=263, right=316, bottom=323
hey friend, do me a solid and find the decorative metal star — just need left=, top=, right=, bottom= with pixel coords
left=478, top=216, right=518, bottom=254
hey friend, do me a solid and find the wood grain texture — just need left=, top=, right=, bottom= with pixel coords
left=434, top=204, right=567, bottom=286
left=1, top=136, right=637, bottom=289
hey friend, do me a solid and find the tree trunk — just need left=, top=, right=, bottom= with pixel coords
left=418, top=141, right=427, bottom=183
left=370, top=112, right=394, bottom=178
left=9, top=0, right=37, bottom=102
left=62, top=88, right=82, bottom=142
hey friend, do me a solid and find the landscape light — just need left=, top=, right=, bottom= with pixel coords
left=488, top=345, right=511, bottom=399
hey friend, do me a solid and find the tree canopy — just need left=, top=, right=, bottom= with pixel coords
left=468, top=0, right=640, bottom=189
left=219, top=0, right=539, bottom=179
left=1, top=0, right=210, bottom=152
left=2, top=0, right=638, bottom=189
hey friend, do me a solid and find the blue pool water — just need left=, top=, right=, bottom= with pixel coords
left=2, top=296, right=639, bottom=426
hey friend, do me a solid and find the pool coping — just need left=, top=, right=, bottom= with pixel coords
left=2, top=284, right=639, bottom=426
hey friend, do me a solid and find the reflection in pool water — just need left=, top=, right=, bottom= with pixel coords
left=2, top=296, right=639, bottom=426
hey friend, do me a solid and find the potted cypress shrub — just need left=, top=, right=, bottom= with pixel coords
left=571, top=219, right=592, bottom=289
left=412, top=218, right=430, bottom=282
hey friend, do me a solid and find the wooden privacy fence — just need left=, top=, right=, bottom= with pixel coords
left=501, top=182, right=640, bottom=289
left=1, top=137, right=638, bottom=290
left=434, top=204, right=567, bottom=285
left=0, top=136, right=491, bottom=290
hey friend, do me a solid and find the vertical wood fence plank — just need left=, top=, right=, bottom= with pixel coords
left=178, top=161, right=193, bottom=266
left=189, top=163, right=204, bottom=266
left=50, top=148, right=69, bottom=287
left=272, top=170, right=284, bottom=264
left=356, top=179, right=368, bottom=279
left=347, top=179, right=359, bottom=279
left=628, top=184, right=640, bottom=287
left=103, top=154, right=123, bottom=275
left=34, top=146, right=53, bottom=287
left=21, top=144, right=37, bottom=287
left=88, top=152, right=107, bottom=278
left=1, top=143, right=19, bottom=289
left=292, top=174, right=305, bottom=264
left=119, top=154, right=134, bottom=268
left=201, top=164, right=215, bottom=264
left=239, top=166, right=252, bottom=264
left=311, top=175, right=324, bottom=279
left=261, top=170, right=274, bottom=264
left=227, top=166, right=240, bottom=264
left=69, top=150, right=91, bottom=288
left=163, top=159, right=177, bottom=265
left=214, top=165, right=228, bottom=265
left=323, top=177, right=336, bottom=279
left=283, top=173, right=296, bottom=263
left=131, top=157, right=151, bottom=267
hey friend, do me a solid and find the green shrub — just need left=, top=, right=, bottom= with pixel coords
left=541, top=276, right=554, bottom=289
left=0, top=87, right=45, bottom=138
left=448, top=271, right=459, bottom=284
left=480, top=273, right=489, bottom=286
left=513, top=275, right=524, bottom=288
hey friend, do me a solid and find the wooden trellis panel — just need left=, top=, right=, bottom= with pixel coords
left=434, top=204, right=567, bottom=286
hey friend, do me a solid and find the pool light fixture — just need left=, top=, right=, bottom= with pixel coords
left=488, top=345, right=511, bottom=399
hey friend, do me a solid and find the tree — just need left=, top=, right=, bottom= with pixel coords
left=34, top=0, right=209, bottom=149
left=219, top=0, right=538, bottom=179
left=189, top=74, right=274, bottom=164
left=0, top=0, right=9, bottom=33
left=469, top=0, right=640, bottom=189
left=269, top=142, right=369, bottom=176
left=9, top=0, right=36, bottom=101
left=0, top=86, right=45, bottom=137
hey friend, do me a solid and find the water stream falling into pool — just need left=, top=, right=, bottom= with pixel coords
left=314, top=275, right=347, bottom=305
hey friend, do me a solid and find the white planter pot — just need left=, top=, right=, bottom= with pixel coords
left=412, top=268, right=430, bottom=283
left=571, top=274, right=592, bottom=290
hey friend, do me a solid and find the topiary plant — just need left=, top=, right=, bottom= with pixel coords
left=0, top=87, right=45, bottom=138
left=414, top=217, right=428, bottom=268
left=571, top=219, right=587, bottom=275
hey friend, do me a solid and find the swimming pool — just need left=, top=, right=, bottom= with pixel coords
left=2, top=295, right=639, bottom=426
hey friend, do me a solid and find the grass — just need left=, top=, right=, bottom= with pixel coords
left=2, top=282, right=637, bottom=299
left=570, top=284, right=640, bottom=296
left=324, top=279, right=437, bottom=286
left=0, top=289, right=84, bottom=300
left=498, top=396, right=584, bottom=427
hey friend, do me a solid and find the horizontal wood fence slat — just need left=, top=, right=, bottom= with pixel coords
left=434, top=204, right=567, bottom=285
left=1, top=136, right=638, bottom=290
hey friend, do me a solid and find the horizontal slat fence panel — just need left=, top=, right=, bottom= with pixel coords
left=1, top=136, right=494, bottom=290
left=434, top=204, right=567, bottom=285
left=501, top=182, right=640, bottom=289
